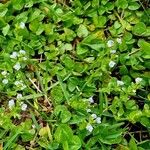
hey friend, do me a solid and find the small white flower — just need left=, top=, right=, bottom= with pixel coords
left=91, top=114, right=97, bottom=119
left=109, top=61, right=116, bottom=68
left=32, top=124, right=36, bottom=128
left=110, top=50, right=116, bottom=54
left=86, top=109, right=91, bottom=113
left=20, top=22, right=25, bottom=29
left=95, top=117, right=101, bottom=124
left=1, top=71, right=7, bottom=76
left=14, top=80, right=26, bottom=90
left=14, top=81, right=20, bottom=86
left=135, top=77, right=142, bottom=84
left=133, top=90, right=136, bottom=93
left=13, top=62, right=21, bottom=71
left=117, top=80, right=124, bottom=86
left=21, top=103, right=27, bottom=111
left=89, top=96, right=94, bottom=103
left=21, top=84, right=26, bottom=90
left=116, top=38, right=122, bottom=44
left=107, top=40, right=114, bottom=47
left=2, top=79, right=8, bottom=84
left=8, top=99, right=15, bottom=109
left=86, top=124, right=93, bottom=132
left=19, top=50, right=26, bottom=55
left=10, top=52, right=18, bottom=59
left=17, top=93, right=22, bottom=99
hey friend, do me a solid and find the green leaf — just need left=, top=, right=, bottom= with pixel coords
left=70, top=135, right=82, bottom=150
left=132, top=22, right=146, bottom=36
left=2, top=24, right=10, bottom=36
left=77, top=24, right=89, bottom=38
left=54, top=124, right=73, bottom=143
left=77, top=45, right=88, bottom=55
left=12, top=0, right=24, bottom=10
left=51, top=85, right=64, bottom=104
left=140, top=117, right=150, bottom=128
left=68, top=77, right=78, bottom=92
left=138, top=39, right=150, bottom=59
left=28, top=9, right=41, bottom=22
left=62, top=141, right=69, bottom=150
left=138, top=140, right=150, bottom=149
left=116, top=0, right=128, bottom=9
left=129, top=137, right=138, bottom=150
left=94, top=123, right=123, bottom=145
left=4, top=131, right=21, bottom=150
left=128, top=2, right=140, bottom=10
left=0, top=7, right=8, bottom=17
left=93, top=15, right=107, bottom=28
left=61, top=110, right=71, bottom=123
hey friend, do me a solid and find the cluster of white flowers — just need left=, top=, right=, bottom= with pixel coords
left=86, top=115, right=101, bottom=132
left=8, top=99, right=15, bottom=109
left=135, top=77, right=142, bottom=84
left=117, top=80, right=124, bottom=86
left=7, top=92, right=27, bottom=111
left=10, top=50, right=27, bottom=60
left=14, top=80, right=26, bottom=90
left=91, top=114, right=101, bottom=124
left=109, top=61, right=116, bottom=68
left=1, top=71, right=9, bottom=85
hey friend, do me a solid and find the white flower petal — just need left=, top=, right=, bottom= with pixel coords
left=17, top=93, right=22, bottom=99
left=10, top=52, right=18, bottom=59
left=86, top=109, right=91, bottom=113
left=20, top=22, right=25, bottom=29
left=8, top=99, right=15, bottom=109
left=13, top=62, right=21, bottom=71
left=23, top=57, right=27, bottom=61
left=110, top=50, right=116, bottom=54
left=21, top=103, right=27, bottom=111
left=91, top=114, right=97, bottom=119
left=117, top=80, right=124, bottom=86
left=116, top=38, right=122, bottom=44
left=2, top=79, right=8, bottom=84
left=14, top=81, right=20, bottom=86
left=1, top=71, right=7, bottom=76
left=107, top=40, right=114, bottom=47
left=19, top=50, right=26, bottom=55
left=96, top=117, right=101, bottom=124
left=86, top=124, right=93, bottom=132
left=135, top=77, right=142, bottom=84
left=109, top=61, right=116, bottom=68
left=89, top=96, right=94, bottom=103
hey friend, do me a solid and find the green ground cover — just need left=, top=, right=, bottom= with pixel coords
left=0, top=0, right=150, bottom=149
